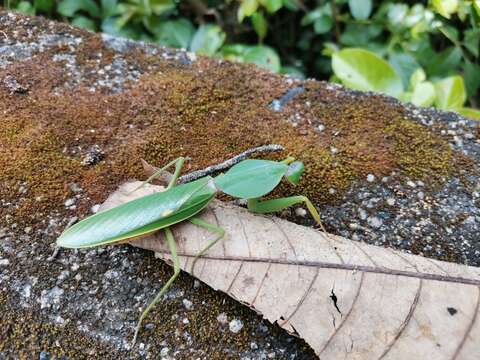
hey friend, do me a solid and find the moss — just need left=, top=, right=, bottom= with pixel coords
left=0, top=291, right=119, bottom=359
left=385, top=119, right=453, bottom=180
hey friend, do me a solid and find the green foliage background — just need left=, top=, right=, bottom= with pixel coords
left=5, top=0, right=480, bottom=117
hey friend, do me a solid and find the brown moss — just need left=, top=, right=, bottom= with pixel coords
left=0, top=292, right=119, bottom=359
left=385, top=119, right=452, bottom=180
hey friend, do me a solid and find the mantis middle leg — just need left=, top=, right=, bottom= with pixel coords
left=188, top=217, right=225, bottom=274
left=132, top=227, right=180, bottom=346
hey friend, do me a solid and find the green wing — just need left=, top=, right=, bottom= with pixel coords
left=214, top=159, right=287, bottom=199
left=57, top=176, right=216, bottom=248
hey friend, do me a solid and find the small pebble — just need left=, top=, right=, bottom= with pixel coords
left=0, top=259, right=10, bottom=266
left=182, top=318, right=189, bottom=325
left=216, top=312, right=228, bottom=325
left=317, top=124, right=325, bottom=132
left=24, top=226, right=32, bottom=234
left=250, top=342, right=258, bottom=350
left=182, top=299, right=193, bottom=310
left=90, top=204, right=100, bottom=214
left=406, top=181, right=416, bottom=188
left=160, top=347, right=169, bottom=357
left=295, top=208, right=307, bottom=217
left=367, top=216, right=383, bottom=229
left=417, top=191, right=425, bottom=200
left=366, top=174, right=375, bottom=182
left=386, top=198, right=395, bottom=206
left=229, top=319, right=243, bottom=333
left=358, top=208, right=367, bottom=220
left=39, top=351, right=50, bottom=360
left=64, top=198, right=76, bottom=207
left=69, top=183, right=82, bottom=193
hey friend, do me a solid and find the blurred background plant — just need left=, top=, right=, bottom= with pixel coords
left=4, top=0, right=479, bottom=117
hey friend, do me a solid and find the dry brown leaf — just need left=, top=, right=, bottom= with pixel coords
left=101, top=181, right=480, bottom=359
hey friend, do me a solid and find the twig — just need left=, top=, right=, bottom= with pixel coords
left=330, top=0, right=341, bottom=42
left=47, top=246, right=60, bottom=262
left=178, top=144, right=284, bottom=184
left=141, top=144, right=285, bottom=186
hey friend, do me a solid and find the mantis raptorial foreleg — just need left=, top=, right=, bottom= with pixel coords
left=188, top=217, right=225, bottom=274
left=134, top=157, right=185, bottom=192
left=247, top=196, right=329, bottom=235
left=132, top=227, right=180, bottom=346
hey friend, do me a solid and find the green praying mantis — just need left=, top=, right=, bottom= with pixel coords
left=56, top=154, right=327, bottom=345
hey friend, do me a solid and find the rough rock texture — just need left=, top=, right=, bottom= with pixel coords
left=0, top=10, right=479, bottom=359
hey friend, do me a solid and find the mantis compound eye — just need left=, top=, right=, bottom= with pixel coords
left=285, top=161, right=305, bottom=185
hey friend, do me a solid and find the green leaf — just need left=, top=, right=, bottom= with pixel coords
left=150, top=0, right=175, bottom=15
left=464, top=29, right=480, bottom=57
left=410, top=81, right=436, bottom=107
left=426, top=46, right=462, bottom=77
left=409, top=68, right=427, bottom=90
left=301, top=7, right=324, bottom=26
left=463, top=59, right=480, bottom=98
left=313, top=15, right=333, bottom=34
left=101, top=0, right=120, bottom=18
left=332, top=48, right=403, bottom=97
left=259, top=0, right=282, bottom=13
left=71, top=16, right=97, bottom=31
left=431, top=0, right=459, bottom=19
left=16, top=1, right=35, bottom=15
left=434, top=75, right=467, bottom=110
left=58, top=0, right=100, bottom=18
left=387, top=3, right=408, bottom=27
left=215, top=160, right=287, bottom=199
left=34, top=0, right=55, bottom=12
left=458, top=107, right=480, bottom=120
left=251, top=11, right=268, bottom=41
left=474, top=0, right=480, bottom=17
left=440, top=25, right=459, bottom=43
left=348, top=0, right=372, bottom=20
left=152, top=19, right=194, bottom=49
left=283, top=0, right=300, bottom=11
left=101, top=17, right=143, bottom=39
left=190, top=25, right=226, bottom=56
left=220, top=44, right=250, bottom=62
left=238, top=0, right=259, bottom=22
left=243, top=45, right=281, bottom=72
left=389, top=52, right=420, bottom=89
left=339, top=23, right=382, bottom=47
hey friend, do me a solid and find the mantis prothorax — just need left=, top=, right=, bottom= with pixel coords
left=56, top=155, right=327, bottom=345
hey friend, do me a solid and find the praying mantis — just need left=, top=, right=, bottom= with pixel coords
left=56, top=153, right=327, bottom=345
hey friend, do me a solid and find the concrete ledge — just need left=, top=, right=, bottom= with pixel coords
left=0, top=10, right=479, bottom=359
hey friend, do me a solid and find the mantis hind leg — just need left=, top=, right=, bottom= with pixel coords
left=188, top=217, right=225, bottom=275
left=247, top=196, right=329, bottom=235
left=132, top=227, right=180, bottom=346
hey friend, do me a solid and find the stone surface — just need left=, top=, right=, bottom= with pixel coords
left=1, top=10, right=479, bottom=359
